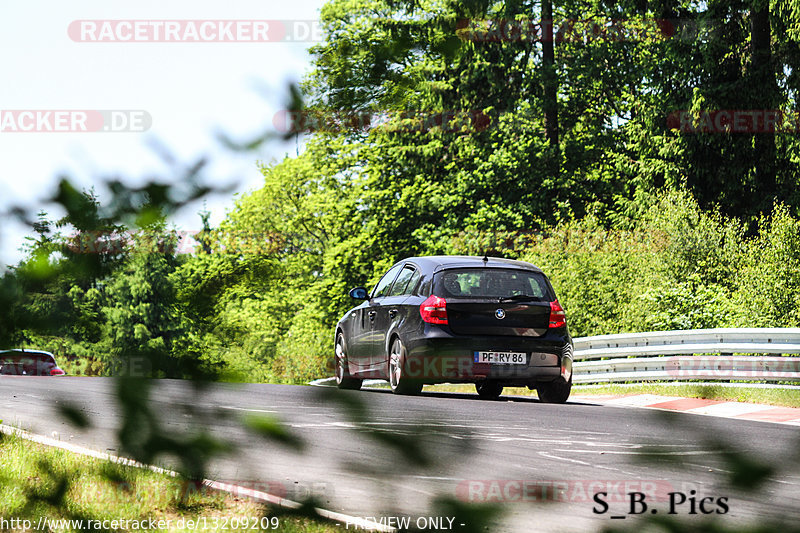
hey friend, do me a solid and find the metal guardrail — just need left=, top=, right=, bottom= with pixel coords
left=572, top=328, right=800, bottom=384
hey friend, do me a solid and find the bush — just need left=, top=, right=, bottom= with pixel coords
left=729, top=205, right=800, bottom=327
left=517, top=191, right=799, bottom=337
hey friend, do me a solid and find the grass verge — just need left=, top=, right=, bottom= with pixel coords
left=420, top=383, right=800, bottom=408
left=571, top=383, right=800, bottom=408
left=0, top=432, right=338, bottom=532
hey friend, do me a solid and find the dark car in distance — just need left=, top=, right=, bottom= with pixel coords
left=0, top=350, right=66, bottom=376
left=334, top=256, right=573, bottom=402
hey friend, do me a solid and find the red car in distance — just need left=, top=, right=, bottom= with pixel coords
left=0, top=350, right=66, bottom=376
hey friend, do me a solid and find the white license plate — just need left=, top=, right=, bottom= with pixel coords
left=474, top=351, right=526, bottom=364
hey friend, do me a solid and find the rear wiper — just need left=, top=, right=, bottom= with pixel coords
left=498, top=294, right=542, bottom=303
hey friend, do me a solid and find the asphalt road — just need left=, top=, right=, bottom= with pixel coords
left=2, top=377, right=799, bottom=532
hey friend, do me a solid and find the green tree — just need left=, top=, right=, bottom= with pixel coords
left=101, top=225, right=191, bottom=378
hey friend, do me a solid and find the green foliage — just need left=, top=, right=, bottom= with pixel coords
left=521, top=191, right=800, bottom=336
left=171, top=170, right=800, bottom=381
left=168, top=137, right=366, bottom=382
left=8, top=0, right=800, bottom=384
left=730, top=205, right=800, bottom=327
left=102, top=239, right=186, bottom=378
left=3, top=3, right=800, bottom=530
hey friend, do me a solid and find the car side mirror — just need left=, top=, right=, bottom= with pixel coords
left=349, top=287, right=369, bottom=300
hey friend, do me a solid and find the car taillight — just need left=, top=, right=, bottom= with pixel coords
left=549, top=300, right=566, bottom=328
left=50, top=368, right=65, bottom=376
left=420, top=295, right=448, bottom=324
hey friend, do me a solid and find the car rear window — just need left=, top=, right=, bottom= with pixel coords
left=0, top=353, right=55, bottom=365
left=434, top=268, right=553, bottom=300
left=0, top=352, right=57, bottom=375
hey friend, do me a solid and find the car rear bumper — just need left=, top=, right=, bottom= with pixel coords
left=401, top=325, right=572, bottom=385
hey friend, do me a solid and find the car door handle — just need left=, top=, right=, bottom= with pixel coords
left=388, top=309, right=398, bottom=318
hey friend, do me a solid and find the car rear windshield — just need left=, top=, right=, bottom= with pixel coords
left=433, top=268, right=553, bottom=300
left=0, top=353, right=55, bottom=365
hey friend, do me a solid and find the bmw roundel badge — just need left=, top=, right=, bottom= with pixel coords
left=495, top=308, right=506, bottom=320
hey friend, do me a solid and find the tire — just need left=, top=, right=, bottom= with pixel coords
left=388, top=337, right=422, bottom=395
left=536, top=376, right=572, bottom=404
left=335, top=333, right=362, bottom=390
left=475, top=381, right=504, bottom=400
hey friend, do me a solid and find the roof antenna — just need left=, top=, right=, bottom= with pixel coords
left=482, top=253, right=489, bottom=263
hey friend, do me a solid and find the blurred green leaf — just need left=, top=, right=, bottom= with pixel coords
left=243, top=413, right=305, bottom=450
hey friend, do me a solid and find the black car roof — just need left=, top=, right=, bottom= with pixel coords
left=400, top=256, right=543, bottom=273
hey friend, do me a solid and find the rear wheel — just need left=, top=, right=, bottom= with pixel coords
left=335, top=333, right=362, bottom=390
left=536, top=376, right=572, bottom=403
left=388, top=337, right=422, bottom=395
left=475, top=381, right=504, bottom=400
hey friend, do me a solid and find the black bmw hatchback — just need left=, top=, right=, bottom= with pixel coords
left=334, top=256, right=574, bottom=402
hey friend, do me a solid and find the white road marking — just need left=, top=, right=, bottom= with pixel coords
left=684, top=402, right=776, bottom=416
left=604, top=394, right=684, bottom=407
left=537, top=452, right=640, bottom=476
left=289, top=422, right=359, bottom=429
left=558, top=449, right=718, bottom=456
left=218, top=406, right=278, bottom=413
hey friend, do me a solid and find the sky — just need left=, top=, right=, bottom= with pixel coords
left=0, top=0, right=327, bottom=266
